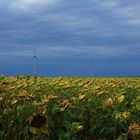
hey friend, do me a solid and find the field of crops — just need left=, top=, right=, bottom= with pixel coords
left=0, top=76, right=140, bottom=140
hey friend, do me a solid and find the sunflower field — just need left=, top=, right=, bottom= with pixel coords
left=0, top=75, right=140, bottom=140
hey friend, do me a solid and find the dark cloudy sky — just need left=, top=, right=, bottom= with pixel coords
left=0, top=0, right=140, bottom=76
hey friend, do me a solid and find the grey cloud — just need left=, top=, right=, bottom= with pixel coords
left=0, top=0, right=140, bottom=76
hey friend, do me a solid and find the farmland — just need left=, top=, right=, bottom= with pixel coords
left=0, top=76, right=140, bottom=140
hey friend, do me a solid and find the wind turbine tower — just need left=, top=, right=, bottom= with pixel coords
left=33, top=47, right=38, bottom=77
left=89, top=58, right=94, bottom=77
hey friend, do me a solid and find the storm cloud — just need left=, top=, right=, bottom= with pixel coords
left=0, top=0, right=140, bottom=76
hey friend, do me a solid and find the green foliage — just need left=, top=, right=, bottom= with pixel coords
left=0, top=77, right=140, bottom=140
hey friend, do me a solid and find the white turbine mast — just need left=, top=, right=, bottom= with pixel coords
left=89, top=58, right=94, bottom=77
left=33, top=47, right=38, bottom=77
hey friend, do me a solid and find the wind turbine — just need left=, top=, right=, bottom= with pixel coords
left=32, top=47, right=38, bottom=77
left=89, top=58, right=94, bottom=77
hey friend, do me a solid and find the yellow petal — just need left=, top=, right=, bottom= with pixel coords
left=29, top=127, right=38, bottom=134
left=79, top=94, right=86, bottom=100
